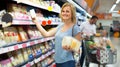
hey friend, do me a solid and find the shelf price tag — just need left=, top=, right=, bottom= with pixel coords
left=30, top=41, right=35, bottom=46
left=44, top=38, right=47, bottom=41
left=48, top=6, right=53, bottom=11
left=14, top=45, right=19, bottom=50
left=26, top=42, right=30, bottom=46
left=41, top=39, right=44, bottom=42
left=18, top=44, right=22, bottom=48
left=41, top=55, right=45, bottom=60
left=38, top=40, right=41, bottom=43
left=34, top=40, right=38, bottom=44
left=48, top=52, right=51, bottom=55
left=0, top=48, right=3, bottom=54
left=39, top=57, right=42, bottom=61
left=26, top=63, right=31, bottom=67
left=8, top=46, right=14, bottom=52
left=30, top=61, right=34, bottom=66
left=46, top=53, right=49, bottom=57
left=34, top=59, right=37, bottom=63
left=22, top=43, right=27, bottom=48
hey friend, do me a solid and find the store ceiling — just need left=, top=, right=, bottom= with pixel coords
left=55, top=0, right=120, bottom=18
left=96, top=0, right=119, bottom=13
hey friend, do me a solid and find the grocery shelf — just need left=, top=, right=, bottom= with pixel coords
left=34, top=49, right=55, bottom=63
left=21, top=60, right=34, bottom=67
left=13, top=0, right=60, bottom=13
left=0, top=19, right=61, bottom=25
left=0, top=37, right=55, bottom=54
left=21, top=49, right=55, bottom=67
left=46, top=60, right=55, bottom=67
left=12, top=20, right=61, bottom=25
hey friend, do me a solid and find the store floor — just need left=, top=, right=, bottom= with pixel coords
left=83, top=37, right=120, bottom=67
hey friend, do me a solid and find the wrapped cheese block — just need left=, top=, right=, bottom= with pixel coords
left=62, top=36, right=81, bottom=53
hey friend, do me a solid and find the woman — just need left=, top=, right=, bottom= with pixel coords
left=32, top=2, right=81, bottom=67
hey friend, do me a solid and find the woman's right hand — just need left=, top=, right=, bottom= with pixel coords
left=31, top=17, right=37, bottom=23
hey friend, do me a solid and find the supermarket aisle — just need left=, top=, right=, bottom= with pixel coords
left=88, top=37, right=120, bottom=67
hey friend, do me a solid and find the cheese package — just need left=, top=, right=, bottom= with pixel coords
left=29, top=9, right=36, bottom=19
left=62, top=36, right=81, bottom=53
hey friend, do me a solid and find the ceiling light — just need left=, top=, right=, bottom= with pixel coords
left=116, top=0, right=120, bottom=4
left=109, top=4, right=116, bottom=12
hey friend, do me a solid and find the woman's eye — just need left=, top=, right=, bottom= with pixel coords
left=66, top=10, right=70, bottom=13
left=62, top=11, right=65, bottom=12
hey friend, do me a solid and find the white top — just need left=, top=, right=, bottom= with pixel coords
left=80, top=21, right=96, bottom=36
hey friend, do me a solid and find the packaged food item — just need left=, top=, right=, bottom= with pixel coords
left=26, top=47, right=34, bottom=60
left=40, top=44, right=46, bottom=53
left=0, top=30, right=6, bottom=47
left=21, top=48, right=29, bottom=61
left=7, top=52, right=17, bottom=66
left=0, top=58, right=13, bottom=67
left=26, top=26, right=42, bottom=39
left=29, top=9, right=36, bottom=19
left=62, top=36, right=81, bottom=53
left=3, top=27, right=19, bottom=44
left=26, top=26, right=35, bottom=39
left=16, top=50, right=24, bottom=64
left=17, top=27, right=28, bottom=41
left=7, top=3, right=27, bottom=13
left=36, top=62, right=42, bottom=67
left=45, top=42, right=50, bottom=50
left=0, top=64, right=1, bottom=67
left=35, top=44, right=42, bottom=57
left=0, top=10, right=6, bottom=18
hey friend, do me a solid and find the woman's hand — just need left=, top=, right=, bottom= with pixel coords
left=31, top=17, right=38, bottom=23
left=62, top=45, right=72, bottom=51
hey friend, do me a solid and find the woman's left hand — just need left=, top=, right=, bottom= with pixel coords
left=62, top=45, right=72, bottom=51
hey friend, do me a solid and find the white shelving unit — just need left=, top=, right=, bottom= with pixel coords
left=22, top=50, right=55, bottom=67
left=0, top=0, right=59, bottom=67
left=13, top=0, right=60, bottom=13
left=0, top=37, right=55, bottom=54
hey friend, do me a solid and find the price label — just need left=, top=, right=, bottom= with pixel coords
left=8, top=46, right=14, bottom=51
left=44, top=38, right=47, bottom=41
left=48, top=52, right=51, bottom=55
left=38, top=40, right=41, bottom=43
left=41, top=39, right=44, bottom=42
left=42, top=55, right=45, bottom=59
left=30, top=61, right=34, bottom=65
left=46, top=53, right=49, bottom=56
left=34, top=40, right=37, bottom=44
left=34, top=59, right=37, bottom=63
left=48, top=6, right=53, bottom=11
left=39, top=56, right=42, bottom=61
left=18, top=44, right=22, bottom=48
left=30, top=41, right=35, bottom=46
left=26, top=63, right=30, bottom=67
left=26, top=42, right=30, bottom=46
left=0, top=48, right=4, bottom=54
left=14, top=45, right=18, bottom=50
left=22, top=43, right=27, bottom=48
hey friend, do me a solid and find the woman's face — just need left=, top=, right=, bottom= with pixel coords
left=61, top=6, right=72, bottom=21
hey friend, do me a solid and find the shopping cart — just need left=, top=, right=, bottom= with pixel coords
left=82, top=36, right=117, bottom=67
left=83, top=40, right=102, bottom=67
